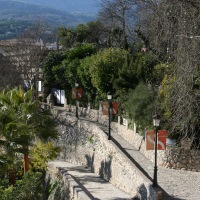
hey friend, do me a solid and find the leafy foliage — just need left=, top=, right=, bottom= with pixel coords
left=0, top=172, right=43, bottom=200
left=46, top=180, right=62, bottom=200
left=42, top=51, right=66, bottom=87
left=67, top=43, right=97, bottom=61
left=89, top=48, right=129, bottom=99
left=0, top=87, right=58, bottom=184
left=58, top=21, right=104, bottom=48
left=0, top=19, right=32, bottom=40
left=78, top=56, right=97, bottom=105
left=124, top=82, right=155, bottom=129
left=30, top=141, right=60, bottom=171
left=114, top=52, right=158, bottom=95
left=40, top=0, right=200, bottom=146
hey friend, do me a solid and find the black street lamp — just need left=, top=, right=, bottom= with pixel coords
left=107, top=92, right=112, bottom=140
left=75, top=82, right=79, bottom=118
left=31, top=74, right=38, bottom=100
left=152, top=113, right=161, bottom=187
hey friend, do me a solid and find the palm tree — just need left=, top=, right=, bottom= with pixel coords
left=0, top=87, right=57, bottom=184
left=0, top=89, right=25, bottom=184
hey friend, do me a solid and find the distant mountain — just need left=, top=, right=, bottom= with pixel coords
left=0, top=0, right=97, bottom=26
left=0, top=0, right=99, bottom=40
left=10, top=0, right=99, bottom=14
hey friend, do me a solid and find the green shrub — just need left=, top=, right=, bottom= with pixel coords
left=124, top=82, right=155, bottom=129
left=0, top=172, right=43, bottom=200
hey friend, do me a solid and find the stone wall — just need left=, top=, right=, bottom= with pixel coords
left=111, top=122, right=166, bottom=165
left=44, top=103, right=200, bottom=172
left=64, top=103, right=109, bottom=125
left=48, top=106, right=156, bottom=199
left=61, top=104, right=200, bottom=172
left=46, top=163, right=91, bottom=200
left=43, top=103, right=200, bottom=173
left=163, top=148, right=200, bottom=171
left=111, top=120, right=200, bottom=172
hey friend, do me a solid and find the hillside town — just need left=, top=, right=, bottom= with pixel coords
left=0, top=0, right=200, bottom=199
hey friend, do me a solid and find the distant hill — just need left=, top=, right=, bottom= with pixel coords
left=0, top=0, right=96, bottom=26
left=16, top=0, right=99, bottom=14
left=0, top=0, right=98, bottom=39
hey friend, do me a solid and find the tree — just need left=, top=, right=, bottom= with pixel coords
left=67, top=43, right=97, bottom=61
left=42, top=51, right=65, bottom=86
left=135, top=0, right=200, bottom=145
left=58, top=21, right=105, bottom=48
left=78, top=56, right=98, bottom=107
left=114, top=51, right=158, bottom=90
left=0, top=172, right=44, bottom=200
left=98, top=0, right=137, bottom=49
left=89, top=48, right=129, bottom=99
left=0, top=53, right=22, bottom=91
left=58, top=27, right=76, bottom=49
left=62, top=44, right=97, bottom=104
left=42, top=43, right=97, bottom=105
left=114, top=52, right=159, bottom=113
left=1, top=22, right=50, bottom=90
left=86, top=21, right=106, bottom=45
left=124, top=82, right=155, bottom=129
left=0, top=87, right=58, bottom=183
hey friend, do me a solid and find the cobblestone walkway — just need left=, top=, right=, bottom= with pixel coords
left=49, top=161, right=133, bottom=200
left=100, top=123, right=200, bottom=200
left=50, top=106, right=200, bottom=200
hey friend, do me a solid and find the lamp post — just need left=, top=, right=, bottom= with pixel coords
left=75, top=82, right=79, bottom=118
left=107, top=93, right=112, bottom=140
left=152, top=113, right=161, bottom=187
left=31, top=74, right=37, bottom=100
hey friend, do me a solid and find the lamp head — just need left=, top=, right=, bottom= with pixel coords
left=107, top=92, right=112, bottom=100
left=153, top=114, right=161, bottom=127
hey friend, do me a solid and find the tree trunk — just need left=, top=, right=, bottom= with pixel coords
left=9, top=168, right=15, bottom=185
left=23, top=145, right=29, bottom=173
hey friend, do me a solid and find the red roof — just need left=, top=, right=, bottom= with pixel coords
left=0, top=39, right=18, bottom=47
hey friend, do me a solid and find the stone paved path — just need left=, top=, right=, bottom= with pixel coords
left=49, top=161, right=133, bottom=200
left=50, top=106, right=200, bottom=200
left=107, top=128, right=200, bottom=200
left=79, top=115, right=200, bottom=200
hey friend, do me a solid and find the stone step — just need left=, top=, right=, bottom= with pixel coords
left=47, top=161, right=133, bottom=200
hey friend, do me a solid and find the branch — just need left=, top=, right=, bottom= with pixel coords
left=134, top=28, right=163, bottom=60
left=176, top=35, right=200, bottom=39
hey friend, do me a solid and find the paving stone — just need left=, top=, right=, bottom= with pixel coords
left=49, top=161, right=133, bottom=200
left=108, top=127, right=200, bottom=200
left=49, top=106, right=200, bottom=200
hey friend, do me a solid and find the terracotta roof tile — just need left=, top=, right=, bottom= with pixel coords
left=0, top=39, right=18, bottom=46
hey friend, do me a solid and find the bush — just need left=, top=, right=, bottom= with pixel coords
left=0, top=172, right=43, bottom=200
left=124, top=82, right=156, bottom=129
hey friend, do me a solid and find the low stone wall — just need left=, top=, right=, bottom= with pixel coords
left=46, top=163, right=91, bottom=200
left=49, top=106, right=156, bottom=199
left=43, top=103, right=200, bottom=172
left=44, top=103, right=200, bottom=172
left=163, top=148, right=200, bottom=171
left=111, top=122, right=200, bottom=172
left=65, top=104, right=200, bottom=172
left=111, top=122, right=166, bottom=166
left=64, top=103, right=109, bottom=125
